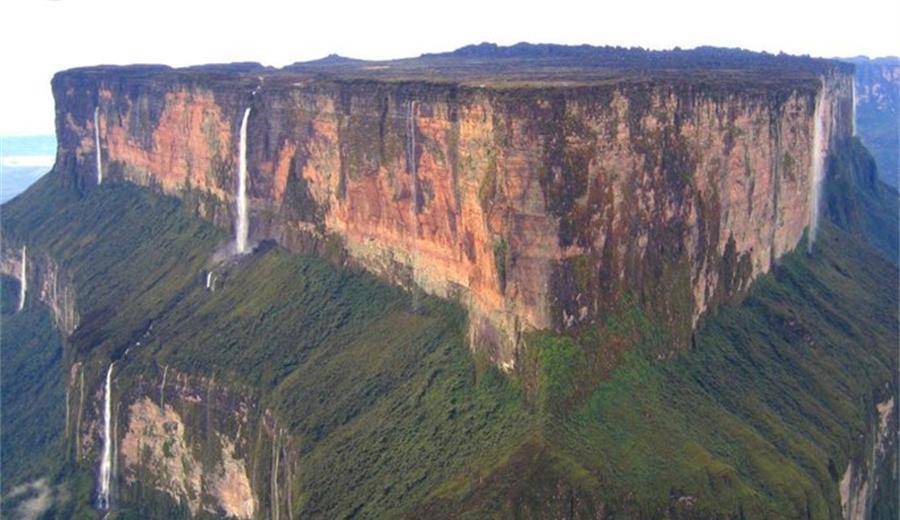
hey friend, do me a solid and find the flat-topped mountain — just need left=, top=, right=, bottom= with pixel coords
left=3, top=44, right=896, bottom=519
left=65, top=44, right=851, bottom=87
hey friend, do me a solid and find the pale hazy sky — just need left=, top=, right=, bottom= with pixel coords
left=1, top=0, right=897, bottom=136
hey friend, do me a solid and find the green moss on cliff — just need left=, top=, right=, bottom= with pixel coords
left=476, top=147, right=499, bottom=211
left=492, top=237, right=508, bottom=292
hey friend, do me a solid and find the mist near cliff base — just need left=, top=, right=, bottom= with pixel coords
left=2, top=479, right=66, bottom=520
left=211, top=237, right=260, bottom=265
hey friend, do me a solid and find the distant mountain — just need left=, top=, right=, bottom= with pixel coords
left=428, top=42, right=851, bottom=72
left=842, top=57, right=899, bottom=186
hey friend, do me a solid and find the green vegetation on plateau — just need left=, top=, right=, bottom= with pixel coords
left=1, top=134, right=897, bottom=518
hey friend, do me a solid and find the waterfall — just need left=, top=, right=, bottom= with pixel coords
left=271, top=426, right=280, bottom=520
left=65, top=384, right=71, bottom=440
left=159, top=366, right=168, bottom=408
left=94, top=107, right=103, bottom=185
left=407, top=100, right=418, bottom=215
left=808, top=90, right=826, bottom=251
left=76, top=366, right=85, bottom=459
left=407, top=101, right=420, bottom=312
left=206, top=271, right=214, bottom=291
left=97, top=362, right=115, bottom=510
left=235, top=108, right=251, bottom=254
left=18, top=246, right=26, bottom=312
left=851, top=80, right=857, bottom=136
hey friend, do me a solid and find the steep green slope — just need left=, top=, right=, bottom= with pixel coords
left=0, top=276, right=67, bottom=484
left=1, top=132, right=896, bottom=518
left=1, top=171, right=533, bottom=518
left=117, top=249, right=532, bottom=518
left=1, top=172, right=232, bottom=517
left=417, top=139, right=899, bottom=518
left=824, top=137, right=898, bottom=262
left=2, top=172, right=223, bottom=363
left=418, top=222, right=897, bottom=518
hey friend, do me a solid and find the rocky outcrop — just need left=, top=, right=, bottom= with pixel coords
left=841, top=395, right=898, bottom=520
left=68, top=365, right=297, bottom=519
left=50, top=53, right=854, bottom=368
left=120, top=398, right=255, bottom=518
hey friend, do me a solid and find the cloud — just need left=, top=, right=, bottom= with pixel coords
left=1, top=156, right=55, bottom=167
left=4, top=479, right=58, bottom=520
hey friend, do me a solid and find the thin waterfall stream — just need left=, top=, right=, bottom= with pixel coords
left=18, top=246, right=26, bottom=312
left=235, top=108, right=251, bottom=254
left=808, top=88, right=826, bottom=251
left=94, top=107, right=103, bottom=185
left=407, top=100, right=420, bottom=312
left=97, top=362, right=115, bottom=510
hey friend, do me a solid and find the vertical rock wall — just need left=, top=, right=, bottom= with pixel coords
left=51, top=67, right=853, bottom=367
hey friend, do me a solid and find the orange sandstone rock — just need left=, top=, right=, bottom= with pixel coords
left=52, top=66, right=854, bottom=368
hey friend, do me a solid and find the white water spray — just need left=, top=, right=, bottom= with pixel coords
left=808, top=90, right=826, bottom=251
left=235, top=108, right=251, bottom=254
left=94, top=107, right=103, bottom=185
left=18, top=246, right=26, bottom=312
left=97, top=362, right=115, bottom=510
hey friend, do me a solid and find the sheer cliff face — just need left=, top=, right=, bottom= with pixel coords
left=52, top=69, right=853, bottom=367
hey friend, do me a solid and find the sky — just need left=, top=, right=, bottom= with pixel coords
left=1, top=0, right=897, bottom=136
